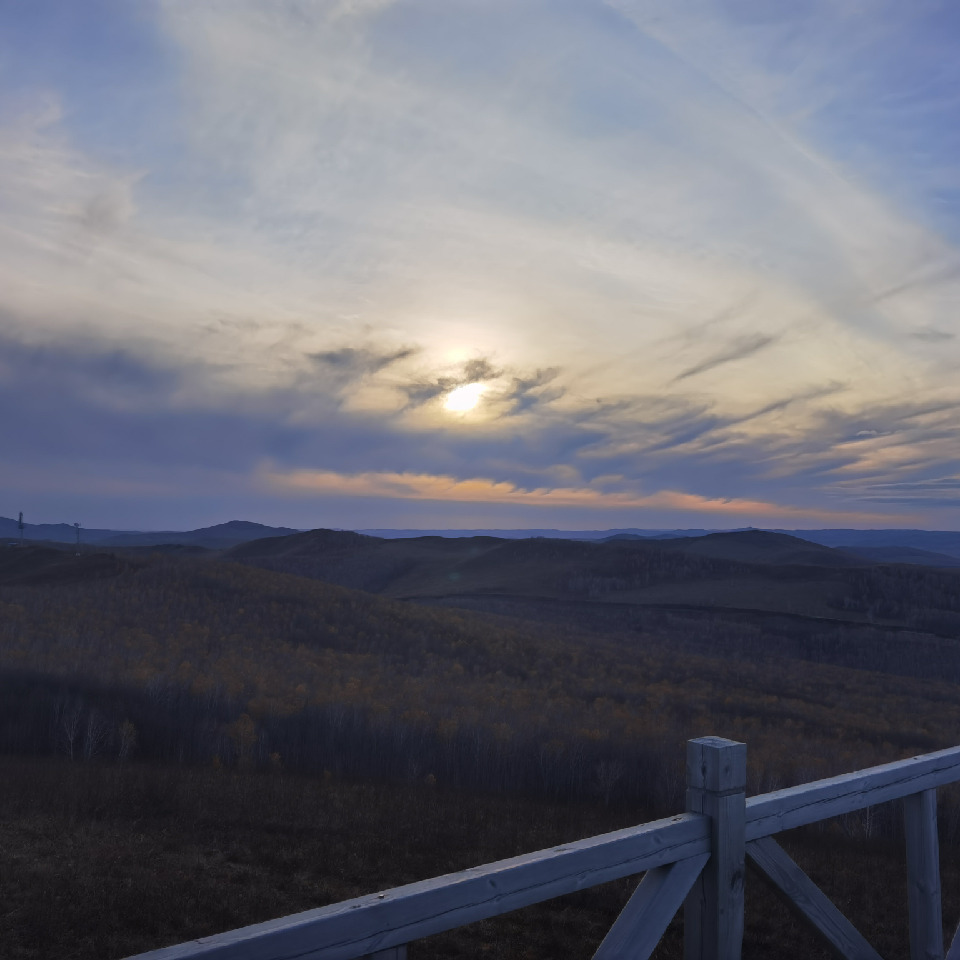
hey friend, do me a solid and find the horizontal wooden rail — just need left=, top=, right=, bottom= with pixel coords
left=746, top=744, right=960, bottom=840
left=122, top=740, right=960, bottom=960
left=130, top=813, right=710, bottom=960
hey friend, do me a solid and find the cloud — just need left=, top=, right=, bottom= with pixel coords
left=264, top=465, right=897, bottom=523
left=848, top=476, right=960, bottom=504
left=399, top=356, right=503, bottom=407
left=309, top=345, right=418, bottom=398
left=312, top=346, right=415, bottom=372
left=3, top=2, right=960, bottom=528
left=911, top=327, right=955, bottom=343
left=461, top=358, right=501, bottom=382
left=328, top=0, right=398, bottom=21
left=77, top=179, right=139, bottom=235
left=2, top=321, right=956, bottom=529
left=868, top=258, right=960, bottom=307
left=673, top=334, right=778, bottom=382
left=500, top=367, right=564, bottom=415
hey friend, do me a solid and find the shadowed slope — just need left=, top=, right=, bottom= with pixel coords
left=0, top=545, right=131, bottom=586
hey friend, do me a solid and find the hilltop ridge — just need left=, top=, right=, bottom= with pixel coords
left=223, top=526, right=960, bottom=637
left=0, top=517, right=300, bottom=549
left=6, top=516, right=960, bottom=558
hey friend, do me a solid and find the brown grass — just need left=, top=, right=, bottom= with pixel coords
left=1, top=755, right=957, bottom=959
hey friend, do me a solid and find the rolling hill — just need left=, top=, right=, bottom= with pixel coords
left=0, top=517, right=300, bottom=549
left=0, top=544, right=132, bottom=585
left=4, top=545, right=960, bottom=787
left=837, top=544, right=960, bottom=567
left=355, top=526, right=960, bottom=559
left=223, top=528, right=960, bottom=662
left=226, top=528, right=869, bottom=616
left=4, top=524, right=960, bottom=960
left=99, top=519, right=301, bottom=549
left=779, top=528, right=960, bottom=559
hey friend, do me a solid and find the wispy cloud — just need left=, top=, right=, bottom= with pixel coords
left=399, top=357, right=503, bottom=407
left=910, top=327, right=955, bottom=343
left=311, top=346, right=416, bottom=375
left=844, top=475, right=960, bottom=505
left=2, top=1, right=960, bottom=528
left=264, top=466, right=897, bottom=524
left=673, top=334, right=778, bottom=382
left=500, top=368, right=564, bottom=416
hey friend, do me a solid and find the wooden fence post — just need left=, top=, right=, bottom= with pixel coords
left=904, top=789, right=944, bottom=960
left=684, top=737, right=746, bottom=960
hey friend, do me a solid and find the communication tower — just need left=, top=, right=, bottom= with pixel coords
left=74, top=522, right=81, bottom=557
left=17, top=511, right=24, bottom=548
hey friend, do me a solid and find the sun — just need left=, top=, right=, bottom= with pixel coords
left=443, top=382, right=485, bottom=412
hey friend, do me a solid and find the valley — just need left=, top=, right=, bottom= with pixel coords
left=2, top=525, right=960, bottom=957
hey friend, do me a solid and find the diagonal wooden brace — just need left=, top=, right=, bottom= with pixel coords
left=746, top=836, right=882, bottom=960
left=592, top=853, right=710, bottom=960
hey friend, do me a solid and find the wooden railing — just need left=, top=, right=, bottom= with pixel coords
left=126, top=737, right=960, bottom=960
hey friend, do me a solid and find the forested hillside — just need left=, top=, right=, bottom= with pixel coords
left=4, top=538, right=960, bottom=959
left=227, top=528, right=960, bottom=635
left=3, top=544, right=960, bottom=808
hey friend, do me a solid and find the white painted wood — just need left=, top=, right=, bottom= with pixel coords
left=591, top=853, right=709, bottom=960
left=747, top=745, right=960, bottom=840
left=118, top=739, right=960, bottom=960
left=684, top=737, right=747, bottom=960
left=904, top=789, right=944, bottom=960
left=946, top=918, right=960, bottom=960
left=746, top=836, right=882, bottom=960
left=122, top=812, right=710, bottom=960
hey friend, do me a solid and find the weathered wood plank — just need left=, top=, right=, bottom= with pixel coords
left=747, top=745, right=960, bottom=840
left=904, top=790, right=944, bottom=960
left=118, top=739, right=960, bottom=960
left=364, top=949, right=406, bottom=960
left=684, top=737, right=746, bottom=960
left=591, top=853, right=709, bottom=960
left=123, top=813, right=710, bottom=960
left=746, top=836, right=882, bottom=960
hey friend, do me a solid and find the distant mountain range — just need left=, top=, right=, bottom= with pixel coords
left=0, top=518, right=300, bottom=550
left=0, top=518, right=123, bottom=545
left=355, top=527, right=728, bottom=540
left=224, top=528, right=866, bottom=605
left=359, top=527, right=960, bottom=561
left=776, top=528, right=960, bottom=560
left=836, top=545, right=960, bottom=568
left=221, top=527, right=960, bottom=641
left=3, top=516, right=960, bottom=563
left=7, top=527, right=960, bottom=693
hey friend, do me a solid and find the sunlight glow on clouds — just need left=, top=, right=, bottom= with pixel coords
left=264, top=467, right=900, bottom=525
left=443, top=383, right=485, bottom=413
left=1, top=0, right=958, bottom=528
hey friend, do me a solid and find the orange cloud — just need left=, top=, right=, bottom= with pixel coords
left=263, top=467, right=902, bottom=524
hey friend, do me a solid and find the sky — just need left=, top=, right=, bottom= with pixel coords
left=1, top=0, right=959, bottom=532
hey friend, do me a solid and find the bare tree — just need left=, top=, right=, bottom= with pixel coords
left=83, top=708, right=110, bottom=761
left=117, top=720, right=137, bottom=762
left=59, top=699, right=83, bottom=761
left=594, top=759, right=625, bottom=807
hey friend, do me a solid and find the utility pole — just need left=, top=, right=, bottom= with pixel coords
left=74, top=522, right=81, bottom=557
left=17, top=511, right=24, bottom=548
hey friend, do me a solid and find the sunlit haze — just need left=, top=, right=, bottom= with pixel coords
left=443, top=383, right=485, bottom=413
left=1, top=1, right=959, bottom=531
